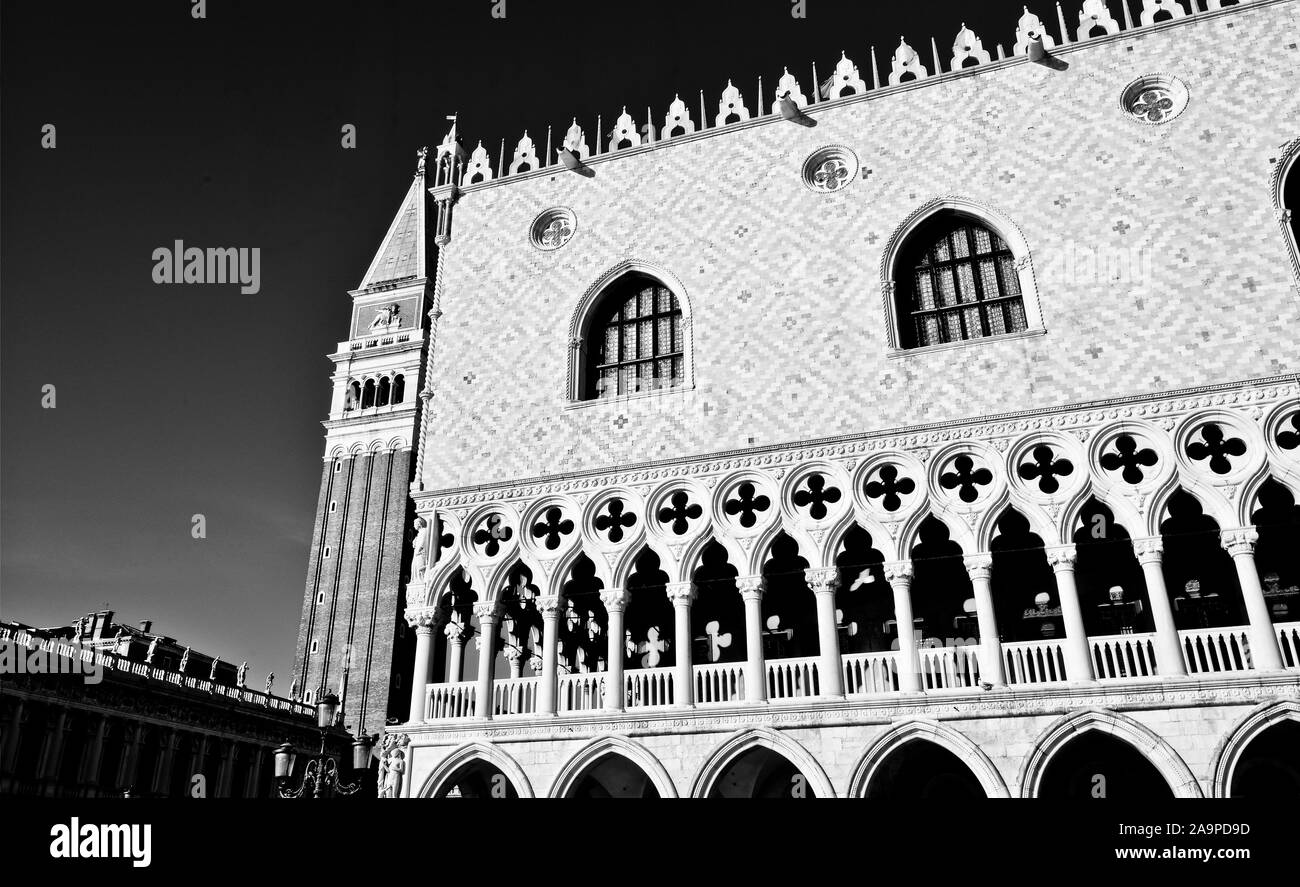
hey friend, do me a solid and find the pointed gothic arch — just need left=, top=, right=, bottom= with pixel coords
left=418, top=741, right=536, bottom=798
left=880, top=196, right=1046, bottom=352
left=1211, top=700, right=1300, bottom=798
left=548, top=735, right=678, bottom=797
left=690, top=727, right=836, bottom=798
left=1018, top=708, right=1202, bottom=798
left=848, top=719, right=1010, bottom=798
left=567, top=260, right=695, bottom=402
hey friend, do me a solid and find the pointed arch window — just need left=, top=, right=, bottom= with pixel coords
left=897, top=214, right=1029, bottom=349
left=584, top=275, right=684, bottom=400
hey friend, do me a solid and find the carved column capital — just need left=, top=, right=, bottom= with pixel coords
left=1133, top=537, right=1164, bottom=565
left=443, top=621, right=467, bottom=642
left=963, top=554, right=993, bottom=581
left=883, top=561, right=913, bottom=584
left=804, top=568, right=839, bottom=595
left=599, top=588, right=629, bottom=612
left=666, top=582, right=696, bottom=605
left=404, top=607, right=439, bottom=632
left=737, top=576, right=766, bottom=601
left=472, top=601, right=500, bottom=621
left=1220, top=527, right=1259, bottom=557
left=537, top=595, right=563, bottom=618
left=1046, top=545, right=1078, bottom=571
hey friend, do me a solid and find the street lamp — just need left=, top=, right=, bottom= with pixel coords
left=275, top=693, right=374, bottom=798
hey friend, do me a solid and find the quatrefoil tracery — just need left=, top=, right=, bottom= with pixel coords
left=792, top=473, right=842, bottom=520
left=594, top=498, right=637, bottom=543
left=531, top=506, right=575, bottom=550
left=1017, top=444, right=1075, bottom=495
left=864, top=464, right=915, bottom=512
left=724, top=482, right=771, bottom=528
left=939, top=455, right=992, bottom=504
left=472, top=513, right=513, bottom=557
left=1185, top=423, right=1247, bottom=475
left=1099, top=434, right=1159, bottom=485
left=657, top=490, right=703, bottom=535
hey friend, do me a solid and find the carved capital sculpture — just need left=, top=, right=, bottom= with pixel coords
left=804, top=567, right=839, bottom=594
left=1220, top=527, right=1258, bottom=557
left=963, top=555, right=993, bottom=581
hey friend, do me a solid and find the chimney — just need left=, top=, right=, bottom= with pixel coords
left=138, top=620, right=153, bottom=633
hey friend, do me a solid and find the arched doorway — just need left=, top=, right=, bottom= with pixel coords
left=862, top=740, right=987, bottom=798
left=1229, top=720, right=1300, bottom=798
left=707, top=747, right=818, bottom=798
left=434, top=759, right=520, bottom=798
left=564, top=754, right=660, bottom=798
left=1037, top=732, right=1174, bottom=799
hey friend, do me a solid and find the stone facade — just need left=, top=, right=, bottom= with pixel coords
left=358, top=0, right=1300, bottom=797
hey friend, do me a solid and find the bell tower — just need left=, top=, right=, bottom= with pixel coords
left=291, top=148, right=434, bottom=736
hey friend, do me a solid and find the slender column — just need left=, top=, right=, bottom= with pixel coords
left=667, top=582, right=696, bottom=707
left=215, top=739, right=234, bottom=798
left=884, top=563, right=921, bottom=692
left=247, top=744, right=264, bottom=798
left=538, top=595, right=562, bottom=715
left=1047, top=545, right=1096, bottom=682
left=963, top=555, right=1006, bottom=686
left=473, top=602, right=499, bottom=719
left=444, top=618, right=467, bottom=683
left=806, top=568, right=845, bottom=697
left=39, top=708, right=69, bottom=785
left=405, top=609, right=437, bottom=722
left=2, top=699, right=25, bottom=772
left=1221, top=528, right=1284, bottom=671
left=1132, top=538, right=1187, bottom=676
left=152, top=727, right=175, bottom=797
left=738, top=577, right=767, bottom=703
left=119, top=725, right=143, bottom=794
left=600, top=589, right=629, bottom=711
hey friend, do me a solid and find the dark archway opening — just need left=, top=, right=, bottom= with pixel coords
left=559, top=554, right=607, bottom=675
left=761, top=532, right=818, bottom=659
left=1072, top=497, right=1153, bottom=636
left=1038, top=732, right=1174, bottom=799
left=691, top=540, right=746, bottom=664
left=910, top=516, right=974, bottom=647
left=1229, top=720, right=1300, bottom=798
left=436, top=759, right=519, bottom=798
left=1159, top=489, right=1246, bottom=630
left=835, top=525, right=892, bottom=655
left=566, top=754, right=660, bottom=798
left=708, top=747, right=816, bottom=798
left=990, top=508, right=1057, bottom=643
left=863, top=740, right=986, bottom=799
left=625, top=547, right=673, bottom=670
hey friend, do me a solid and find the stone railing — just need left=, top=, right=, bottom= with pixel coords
left=1091, top=632, right=1158, bottom=680
left=1180, top=627, right=1252, bottom=674
left=0, top=627, right=314, bottom=715
left=491, top=676, right=538, bottom=716
left=917, top=644, right=981, bottom=691
left=767, top=656, right=820, bottom=700
left=412, top=621, right=1300, bottom=721
left=624, top=666, right=675, bottom=709
left=1003, top=639, right=1068, bottom=686
left=694, top=661, right=747, bottom=705
left=427, top=682, right=475, bottom=719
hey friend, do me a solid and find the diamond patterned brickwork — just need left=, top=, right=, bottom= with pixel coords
left=422, top=4, right=1300, bottom=492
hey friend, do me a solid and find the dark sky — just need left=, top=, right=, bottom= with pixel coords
left=1, top=0, right=1089, bottom=690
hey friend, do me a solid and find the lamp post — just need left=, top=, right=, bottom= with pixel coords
left=273, top=693, right=373, bottom=798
